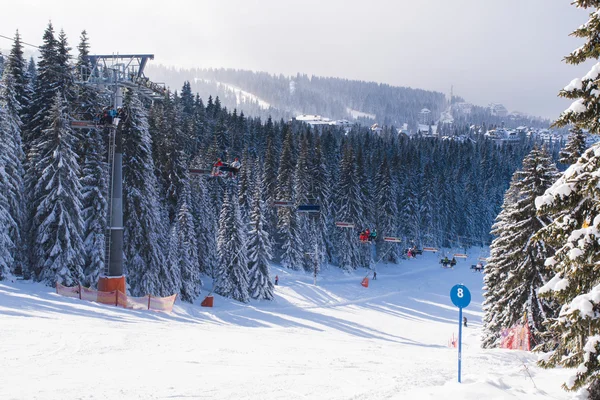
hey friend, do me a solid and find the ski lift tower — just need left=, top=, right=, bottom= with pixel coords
left=74, top=54, right=166, bottom=293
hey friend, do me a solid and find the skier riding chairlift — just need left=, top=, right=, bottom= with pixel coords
left=229, top=157, right=241, bottom=177
left=212, top=158, right=224, bottom=176
left=369, top=229, right=377, bottom=242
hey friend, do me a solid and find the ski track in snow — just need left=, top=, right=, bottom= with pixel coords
left=0, top=252, right=571, bottom=399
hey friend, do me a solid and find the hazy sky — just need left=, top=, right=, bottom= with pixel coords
left=0, top=0, right=593, bottom=119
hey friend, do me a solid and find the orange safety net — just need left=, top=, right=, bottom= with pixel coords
left=149, top=294, right=177, bottom=312
left=116, top=291, right=128, bottom=308
left=97, top=290, right=117, bottom=306
left=80, top=286, right=98, bottom=302
left=125, top=294, right=150, bottom=311
left=56, top=282, right=80, bottom=298
left=55, top=283, right=176, bottom=313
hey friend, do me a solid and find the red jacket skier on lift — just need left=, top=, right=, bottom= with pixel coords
left=212, top=158, right=224, bottom=176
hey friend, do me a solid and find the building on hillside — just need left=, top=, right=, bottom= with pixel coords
left=488, top=103, right=509, bottom=117
left=453, top=102, right=473, bottom=115
left=419, top=108, right=432, bottom=125
left=371, top=123, right=383, bottom=134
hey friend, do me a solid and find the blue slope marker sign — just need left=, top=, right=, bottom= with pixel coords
left=450, top=284, right=471, bottom=383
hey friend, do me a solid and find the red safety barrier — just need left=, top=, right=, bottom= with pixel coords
left=500, top=325, right=531, bottom=351
left=201, top=296, right=214, bottom=307
left=56, top=282, right=80, bottom=299
left=149, top=294, right=178, bottom=313
left=361, top=277, right=369, bottom=288
left=55, top=283, right=177, bottom=313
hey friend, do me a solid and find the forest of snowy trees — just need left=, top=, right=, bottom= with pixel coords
left=0, top=22, right=541, bottom=300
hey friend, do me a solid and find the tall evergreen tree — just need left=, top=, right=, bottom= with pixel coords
left=190, top=165, right=219, bottom=278
left=559, top=127, right=587, bottom=165
left=26, top=22, right=61, bottom=153
left=247, top=173, right=275, bottom=300
left=534, top=2, right=600, bottom=395
left=169, top=179, right=201, bottom=302
left=375, top=156, right=399, bottom=263
left=80, top=126, right=107, bottom=287
left=277, top=127, right=303, bottom=270
left=30, top=93, right=84, bottom=285
left=482, top=147, right=559, bottom=348
left=482, top=177, right=520, bottom=348
left=0, top=62, right=25, bottom=275
left=335, top=144, right=363, bottom=271
left=121, top=90, right=173, bottom=297
left=6, top=30, right=29, bottom=121
left=215, top=181, right=249, bottom=302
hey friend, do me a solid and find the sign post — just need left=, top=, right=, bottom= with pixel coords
left=450, top=284, right=471, bottom=383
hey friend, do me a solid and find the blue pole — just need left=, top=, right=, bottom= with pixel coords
left=458, top=306, right=463, bottom=383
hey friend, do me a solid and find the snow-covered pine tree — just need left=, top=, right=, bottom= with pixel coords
left=559, top=127, right=587, bottom=166
left=535, top=144, right=600, bottom=393
left=121, top=90, right=173, bottom=297
left=533, top=2, right=600, bottom=394
left=262, top=137, right=279, bottom=240
left=0, top=73, right=19, bottom=279
left=247, top=172, right=275, bottom=300
left=75, top=31, right=107, bottom=287
left=335, top=144, right=363, bottom=271
left=482, top=147, right=559, bottom=348
left=30, top=93, right=84, bottom=286
left=354, top=146, right=374, bottom=269
left=398, top=168, right=421, bottom=247
left=80, top=125, right=107, bottom=287
left=310, top=135, right=332, bottom=264
left=294, top=134, right=315, bottom=271
left=277, top=126, right=303, bottom=270
left=189, top=161, right=219, bottom=278
left=0, top=189, right=14, bottom=280
left=215, top=181, right=249, bottom=303
left=482, top=177, right=520, bottom=348
left=6, top=30, right=30, bottom=121
left=419, top=162, right=438, bottom=249
left=375, top=156, right=399, bottom=263
left=0, top=61, right=25, bottom=275
left=238, top=148, right=255, bottom=222
left=169, top=178, right=201, bottom=303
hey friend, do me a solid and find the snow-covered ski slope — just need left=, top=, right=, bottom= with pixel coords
left=0, top=252, right=570, bottom=399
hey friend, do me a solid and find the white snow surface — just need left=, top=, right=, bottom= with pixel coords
left=567, top=99, right=587, bottom=114
left=194, top=78, right=271, bottom=110
left=0, top=252, right=571, bottom=399
left=564, top=77, right=583, bottom=92
left=346, top=108, right=376, bottom=120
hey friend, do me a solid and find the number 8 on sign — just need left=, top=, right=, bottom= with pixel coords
left=451, top=285, right=471, bottom=309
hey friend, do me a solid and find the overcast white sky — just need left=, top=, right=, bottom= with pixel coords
left=0, top=0, right=593, bottom=119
